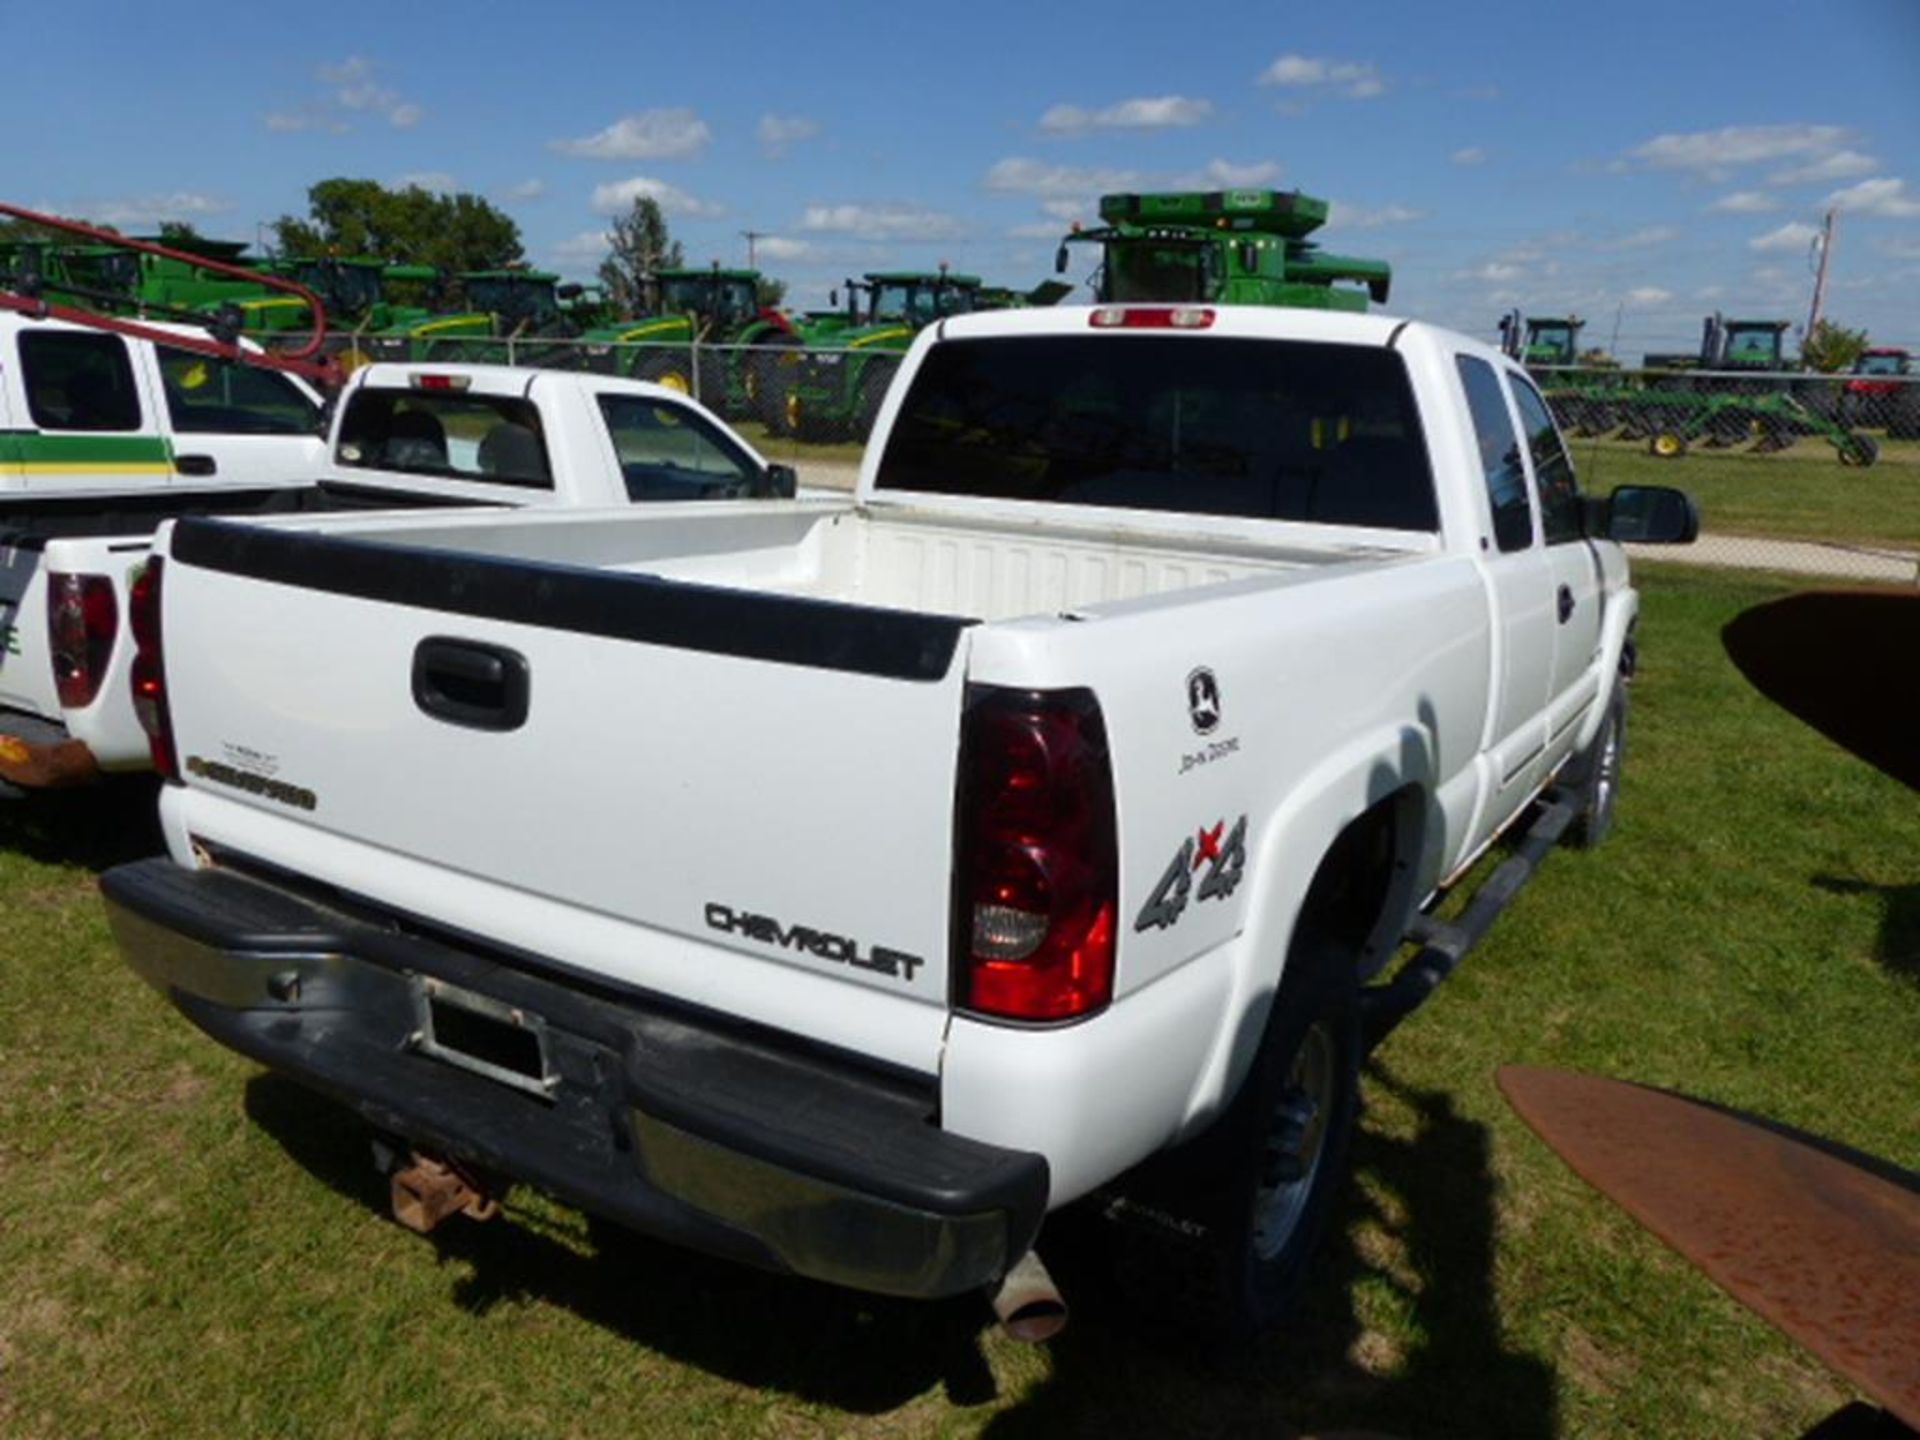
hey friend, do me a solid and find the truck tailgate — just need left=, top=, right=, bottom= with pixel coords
left=158, top=519, right=974, bottom=1072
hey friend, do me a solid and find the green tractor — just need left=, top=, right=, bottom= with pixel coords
left=1643, top=314, right=1791, bottom=376
left=1054, top=188, right=1392, bottom=310
left=575, top=265, right=797, bottom=412
left=772, top=267, right=1060, bottom=440
left=1498, top=312, right=1585, bottom=368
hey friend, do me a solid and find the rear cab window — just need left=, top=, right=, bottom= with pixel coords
left=1455, top=355, right=1534, bottom=551
left=335, top=387, right=553, bottom=489
left=156, top=348, right=320, bottom=435
left=1506, top=376, right=1583, bottom=544
left=875, top=335, right=1438, bottom=531
left=20, top=331, right=143, bottom=432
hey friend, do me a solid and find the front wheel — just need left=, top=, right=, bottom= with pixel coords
left=1562, top=686, right=1626, bottom=848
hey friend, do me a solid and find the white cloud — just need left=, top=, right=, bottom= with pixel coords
left=1039, top=95, right=1213, bottom=135
left=590, top=176, right=724, bottom=218
left=497, top=178, right=546, bottom=202
left=753, top=235, right=813, bottom=262
left=1709, top=190, right=1777, bottom=213
left=798, top=203, right=964, bottom=240
left=1040, top=197, right=1088, bottom=221
left=1257, top=54, right=1385, bottom=99
left=553, top=109, right=712, bottom=161
left=1328, top=200, right=1424, bottom=229
left=1451, top=147, right=1486, bottom=167
left=316, top=56, right=420, bottom=129
left=1625, top=123, right=1850, bottom=177
left=1750, top=221, right=1820, bottom=253
left=394, top=171, right=456, bottom=194
left=984, top=157, right=1145, bottom=196
left=1825, top=176, right=1920, bottom=217
left=1769, top=149, right=1877, bottom=186
left=263, top=108, right=346, bottom=135
left=1624, top=286, right=1673, bottom=306
left=551, top=229, right=611, bottom=264
left=1453, top=261, right=1526, bottom=283
left=1169, top=158, right=1282, bottom=189
left=64, top=192, right=227, bottom=228
left=1877, top=235, right=1920, bottom=261
left=756, top=113, right=820, bottom=158
left=1603, top=225, right=1677, bottom=249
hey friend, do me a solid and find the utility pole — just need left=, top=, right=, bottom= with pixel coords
left=1805, top=208, right=1837, bottom=344
left=739, top=230, right=769, bottom=268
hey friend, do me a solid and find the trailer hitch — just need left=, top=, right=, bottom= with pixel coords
left=387, top=1151, right=501, bottom=1234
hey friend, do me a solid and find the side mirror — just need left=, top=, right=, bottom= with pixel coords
left=1054, top=244, right=1070, bottom=275
left=1601, top=484, right=1698, bottom=544
left=758, top=462, right=798, bottom=499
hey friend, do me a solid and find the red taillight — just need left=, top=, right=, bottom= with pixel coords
left=47, top=572, right=118, bottom=709
left=127, top=558, right=177, bottom=781
left=956, top=687, right=1118, bottom=1021
left=1089, top=306, right=1215, bottom=330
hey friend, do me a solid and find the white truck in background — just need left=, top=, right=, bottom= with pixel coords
left=105, top=303, right=1695, bottom=1338
left=0, top=314, right=799, bottom=793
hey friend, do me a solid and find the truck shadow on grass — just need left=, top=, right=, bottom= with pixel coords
left=987, top=1058, right=1558, bottom=1439
left=0, top=778, right=164, bottom=871
left=1812, top=875, right=1920, bottom=983
left=243, top=1056, right=1554, bottom=1433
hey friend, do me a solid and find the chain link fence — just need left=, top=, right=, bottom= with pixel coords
left=265, top=333, right=1920, bottom=583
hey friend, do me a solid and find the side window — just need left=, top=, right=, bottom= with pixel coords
left=1507, top=375, right=1583, bottom=544
left=1455, top=355, right=1534, bottom=552
left=157, top=349, right=321, bottom=435
left=20, top=332, right=142, bottom=432
left=598, top=394, right=760, bottom=501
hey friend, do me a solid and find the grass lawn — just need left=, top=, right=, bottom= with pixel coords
left=0, top=566, right=1913, bottom=1438
left=1571, top=434, right=1920, bottom=549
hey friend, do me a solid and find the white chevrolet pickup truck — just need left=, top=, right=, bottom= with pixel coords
left=0, top=317, right=797, bottom=792
left=103, top=304, right=1694, bottom=1338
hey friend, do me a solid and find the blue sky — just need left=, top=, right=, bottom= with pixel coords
left=9, top=0, right=1918, bottom=356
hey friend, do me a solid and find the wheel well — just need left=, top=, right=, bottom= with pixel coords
left=1291, top=788, right=1425, bottom=978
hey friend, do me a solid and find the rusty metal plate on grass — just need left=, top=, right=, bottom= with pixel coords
left=1498, top=1066, right=1919, bottom=1428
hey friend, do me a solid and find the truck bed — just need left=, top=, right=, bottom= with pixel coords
left=208, top=499, right=1423, bottom=625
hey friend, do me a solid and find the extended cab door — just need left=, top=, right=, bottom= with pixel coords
left=141, top=343, right=326, bottom=487
left=1455, top=354, right=1556, bottom=829
left=4, top=327, right=173, bottom=495
left=1507, top=375, right=1604, bottom=770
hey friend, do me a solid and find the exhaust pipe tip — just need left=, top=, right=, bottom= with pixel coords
left=990, top=1249, right=1068, bottom=1343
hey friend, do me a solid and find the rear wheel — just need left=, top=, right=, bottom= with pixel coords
left=635, top=350, right=694, bottom=395
left=1103, top=925, right=1362, bottom=1342
left=1838, top=433, right=1880, bottom=468
left=855, top=365, right=891, bottom=440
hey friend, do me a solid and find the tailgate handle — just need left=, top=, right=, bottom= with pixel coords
left=412, top=638, right=530, bottom=732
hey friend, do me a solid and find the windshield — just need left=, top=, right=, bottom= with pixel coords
left=1104, top=242, right=1210, bottom=303
left=877, top=335, right=1437, bottom=530
left=1725, top=329, right=1780, bottom=365
left=869, top=282, right=977, bottom=325
left=296, top=262, right=381, bottom=316
left=465, top=277, right=559, bottom=327
left=1857, top=353, right=1905, bottom=376
left=658, top=276, right=759, bottom=325
left=1529, top=325, right=1575, bottom=359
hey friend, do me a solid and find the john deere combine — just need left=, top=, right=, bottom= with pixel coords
left=1055, top=188, right=1392, bottom=310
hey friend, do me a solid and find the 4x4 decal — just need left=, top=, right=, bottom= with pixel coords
left=1134, top=815, right=1248, bottom=931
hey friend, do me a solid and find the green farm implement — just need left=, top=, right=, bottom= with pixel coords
left=574, top=266, right=797, bottom=413
left=1504, top=310, right=1879, bottom=466
left=1055, top=188, right=1392, bottom=310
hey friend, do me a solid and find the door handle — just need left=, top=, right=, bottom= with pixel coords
left=412, top=637, right=530, bottom=731
left=174, top=454, right=217, bottom=477
left=1557, top=584, right=1575, bottom=624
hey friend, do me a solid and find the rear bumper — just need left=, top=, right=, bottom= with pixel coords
left=101, top=857, right=1047, bottom=1299
left=0, top=711, right=100, bottom=795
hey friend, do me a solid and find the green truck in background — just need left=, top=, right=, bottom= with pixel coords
left=1055, top=189, right=1392, bottom=310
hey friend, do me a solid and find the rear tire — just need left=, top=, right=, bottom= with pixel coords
left=1103, top=926, right=1362, bottom=1343
left=1563, top=686, right=1626, bottom=848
